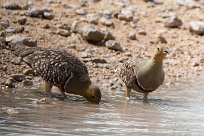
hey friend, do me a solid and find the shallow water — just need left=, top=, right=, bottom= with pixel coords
left=0, top=78, right=204, bottom=136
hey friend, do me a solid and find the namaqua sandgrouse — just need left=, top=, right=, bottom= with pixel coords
left=23, top=49, right=101, bottom=104
left=118, top=46, right=168, bottom=102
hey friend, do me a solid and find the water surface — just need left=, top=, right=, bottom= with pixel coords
left=0, top=78, right=204, bottom=136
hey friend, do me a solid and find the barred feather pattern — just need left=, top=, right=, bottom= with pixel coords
left=118, top=59, right=144, bottom=87
left=23, top=49, right=89, bottom=90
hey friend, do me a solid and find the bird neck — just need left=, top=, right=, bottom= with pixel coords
left=144, top=58, right=163, bottom=72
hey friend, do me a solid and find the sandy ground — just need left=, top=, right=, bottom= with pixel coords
left=0, top=0, right=204, bottom=91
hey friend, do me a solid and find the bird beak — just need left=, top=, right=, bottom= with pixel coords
left=164, top=50, right=169, bottom=54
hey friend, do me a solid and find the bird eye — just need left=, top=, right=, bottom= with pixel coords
left=92, top=95, right=95, bottom=98
left=157, top=47, right=160, bottom=51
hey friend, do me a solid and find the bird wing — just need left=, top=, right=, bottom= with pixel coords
left=23, top=49, right=88, bottom=88
left=118, top=58, right=146, bottom=87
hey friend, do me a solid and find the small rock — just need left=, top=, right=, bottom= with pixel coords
left=102, top=30, right=115, bottom=41
left=3, top=2, right=22, bottom=10
left=15, top=26, right=25, bottom=33
left=7, top=35, right=37, bottom=47
left=100, top=17, right=113, bottom=26
left=79, top=0, right=88, bottom=7
left=82, top=26, right=105, bottom=43
left=177, top=0, right=200, bottom=9
left=5, top=78, right=16, bottom=88
left=0, top=31, right=6, bottom=37
left=28, top=7, right=44, bottom=17
left=57, top=29, right=71, bottom=37
left=92, top=58, right=107, bottom=63
left=81, top=51, right=92, bottom=58
left=128, top=32, right=136, bottom=40
left=23, top=69, right=34, bottom=75
left=105, top=40, right=123, bottom=51
left=71, top=21, right=83, bottom=33
left=86, top=14, right=98, bottom=24
left=43, top=24, right=51, bottom=29
left=43, top=12, right=54, bottom=20
left=163, top=15, right=182, bottom=28
left=11, top=57, right=22, bottom=65
left=5, top=27, right=16, bottom=33
left=45, top=0, right=59, bottom=3
left=118, top=8, right=134, bottom=21
left=17, top=16, right=27, bottom=25
left=28, top=7, right=52, bottom=19
left=11, top=74, right=26, bottom=82
left=99, top=9, right=113, bottom=19
left=0, top=20, right=10, bottom=30
left=22, top=79, right=33, bottom=86
left=189, top=21, right=204, bottom=35
left=138, top=29, right=147, bottom=35
left=156, top=35, right=167, bottom=43
left=57, top=23, right=71, bottom=30
left=76, top=8, right=87, bottom=15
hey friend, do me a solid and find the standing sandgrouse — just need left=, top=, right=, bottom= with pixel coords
left=118, top=46, right=168, bottom=102
left=23, top=49, right=101, bottom=104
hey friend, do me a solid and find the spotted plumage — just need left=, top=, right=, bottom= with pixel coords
left=118, top=46, right=168, bottom=102
left=22, top=49, right=101, bottom=104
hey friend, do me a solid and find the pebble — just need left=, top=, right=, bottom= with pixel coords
left=17, top=16, right=27, bottom=25
left=11, top=57, right=22, bottom=65
left=128, top=32, right=136, bottom=40
left=92, top=58, right=107, bottom=63
left=189, top=21, right=204, bottom=35
left=28, top=7, right=53, bottom=20
left=102, top=30, right=115, bottom=41
left=5, top=78, right=16, bottom=88
left=57, top=29, right=71, bottom=37
left=138, top=29, right=147, bottom=35
left=100, top=17, right=113, bottom=26
left=0, top=20, right=10, bottom=30
left=57, top=23, right=71, bottom=30
left=86, top=14, right=98, bottom=24
left=3, top=2, right=22, bottom=10
left=163, top=15, right=182, bottom=28
left=105, top=40, right=123, bottom=51
left=99, top=9, right=113, bottom=19
left=82, top=26, right=105, bottom=43
left=22, top=79, right=33, bottom=86
left=118, top=8, right=134, bottom=21
left=76, top=8, right=88, bottom=15
left=156, top=35, right=167, bottom=44
left=11, top=74, right=26, bottom=82
left=28, top=7, right=44, bottom=17
left=177, top=0, right=200, bottom=9
left=7, top=35, right=37, bottom=47
left=43, top=12, right=54, bottom=20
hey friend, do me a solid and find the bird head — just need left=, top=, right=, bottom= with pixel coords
left=153, top=46, right=168, bottom=62
left=83, top=84, right=101, bottom=104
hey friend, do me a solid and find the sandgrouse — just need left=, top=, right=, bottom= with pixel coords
left=118, top=46, right=168, bottom=102
left=21, top=48, right=101, bottom=104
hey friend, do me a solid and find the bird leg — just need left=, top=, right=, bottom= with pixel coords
left=59, top=89, right=67, bottom=100
left=125, top=87, right=131, bottom=100
left=143, top=92, right=149, bottom=102
left=44, top=81, right=53, bottom=98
